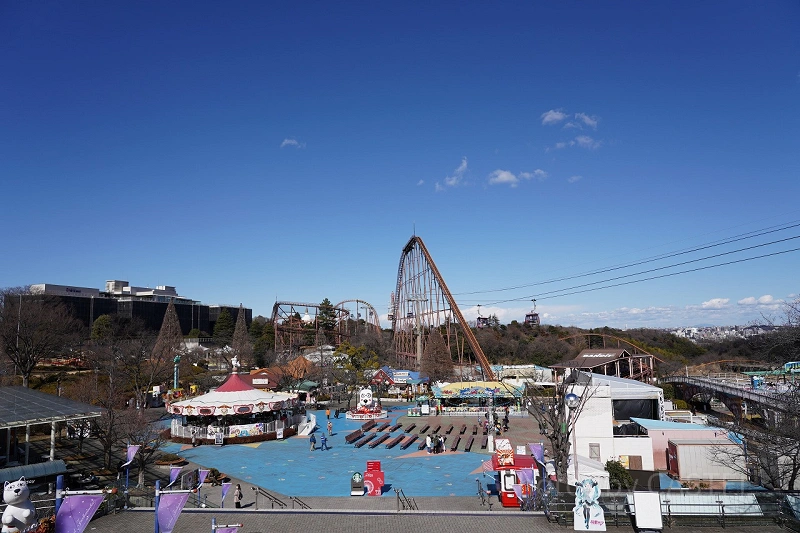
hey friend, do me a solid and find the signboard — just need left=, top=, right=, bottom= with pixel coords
left=421, top=404, right=430, bottom=415
left=574, top=479, right=606, bottom=531
left=495, top=438, right=514, bottom=466
left=350, top=472, right=364, bottom=496
left=276, top=428, right=284, bottom=439
left=215, top=433, right=224, bottom=445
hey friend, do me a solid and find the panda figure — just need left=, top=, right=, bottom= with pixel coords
left=2, top=477, right=36, bottom=533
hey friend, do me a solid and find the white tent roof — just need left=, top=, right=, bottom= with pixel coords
left=168, top=373, right=296, bottom=416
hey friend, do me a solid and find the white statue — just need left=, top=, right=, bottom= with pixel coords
left=2, top=477, right=36, bottom=533
left=359, top=388, right=374, bottom=407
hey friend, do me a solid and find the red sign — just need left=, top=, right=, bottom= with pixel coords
left=363, top=470, right=384, bottom=496
left=366, top=461, right=381, bottom=472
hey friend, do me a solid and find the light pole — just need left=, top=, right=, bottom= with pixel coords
left=173, top=355, right=181, bottom=390
left=565, top=392, right=580, bottom=483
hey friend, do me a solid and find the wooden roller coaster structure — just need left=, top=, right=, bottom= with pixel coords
left=391, top=236, right=495, bottom=380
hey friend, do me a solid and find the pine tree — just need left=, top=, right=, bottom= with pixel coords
left=232, top=304, right=254, bottom=369
left=213, top=308, right=235, bottom=346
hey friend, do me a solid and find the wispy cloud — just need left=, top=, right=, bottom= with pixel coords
left=568, top=175, right=582, bottom=183
left=417, top=179, right=425, bottom=186
left=280, top=138, right=306, bottom=149
left=575, top=135, right=602, bottom=149
left=541, top=109, right=568, bottom=125
left=519, top=169, right=548, bottom=181
left=574, top=113, right=598, bottom=129
left=436, top=157, right=468, bottom=190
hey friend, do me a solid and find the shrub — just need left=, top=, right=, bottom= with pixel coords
left=605, top=459, right=634, bottom=490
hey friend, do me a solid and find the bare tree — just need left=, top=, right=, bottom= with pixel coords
left=523, top=371, right=595, bottom=485
left=124, top=410, right=169, bottom=488
left=0, top=287, right=82, bottom=387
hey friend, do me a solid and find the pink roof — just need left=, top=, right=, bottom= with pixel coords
left=215, top=373, right=255, bottom=393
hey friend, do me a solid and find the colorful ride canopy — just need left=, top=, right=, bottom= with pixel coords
left=432, top=381, right=522, bottom=399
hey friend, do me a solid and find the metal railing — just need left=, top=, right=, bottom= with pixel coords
left=251, top=486, right=287, bottom=509
left=289, top=496, right=311, bottom=509
left=394, top=488, right=418, bottom=511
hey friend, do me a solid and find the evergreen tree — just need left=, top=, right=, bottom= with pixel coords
left=231, top=304, right=254, bottom=369
left=318, top=298, right=336, bottom=332
left=213, top=308, right=235, bottom=346
left=420, top=330, right=453, bottom=382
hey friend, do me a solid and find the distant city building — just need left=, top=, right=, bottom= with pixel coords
left=29, top=280, right=251, bottom=336
left=669, top=324, right=778, bottom=343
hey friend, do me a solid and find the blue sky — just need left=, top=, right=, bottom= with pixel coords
left=3, top=1, right=799, bottom=329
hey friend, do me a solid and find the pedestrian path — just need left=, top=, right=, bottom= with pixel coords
left=160, top=408, right=522, bottom=498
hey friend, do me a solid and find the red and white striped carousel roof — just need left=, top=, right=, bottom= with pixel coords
left=167, top=373, right=296, bottom=416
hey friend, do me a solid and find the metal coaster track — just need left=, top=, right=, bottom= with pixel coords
left=392, top=236, right=494, bottom=380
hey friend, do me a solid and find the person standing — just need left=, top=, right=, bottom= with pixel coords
left=191, top=430, right=197, bottom=447
left=327, top=421, right=333, bottom=435
left=320, top=433, right=328, bottom=451
left=425, top=434, right=432, bottom=454
left=234, top=484, right=242, bottom=508
left=326, top=407, right=331, bottom=419
left=309, top=433, right=317, bottom=451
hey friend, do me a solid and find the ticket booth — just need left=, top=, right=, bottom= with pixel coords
left=492, top=438, right=536, bottom=508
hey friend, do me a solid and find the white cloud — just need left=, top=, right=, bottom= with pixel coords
left=575, top=135, right=601, bottom=149
left=575, top=113, right=599, bottom=129
left=541, top=109, right=568, bottom=125
left=568, top=175, right=582, bottom=183
left=280, top=138, right=306, bottom=149
left=488, top=169, right=519, bottom=187
left=701, top=298, right=730, bottom=309
left=417, top=180, right=425, bottom=186
left=440, top=157, right=468, bottom=189
left=738, top=295, right=778, bottom=306
left=520, top=169, right=548, bottom=181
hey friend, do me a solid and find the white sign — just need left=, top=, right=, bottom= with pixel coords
left=277, top=428, right=284, bottom=439
left=574, top=479, right=606, bottom=531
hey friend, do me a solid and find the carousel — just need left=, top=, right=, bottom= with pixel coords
left=167, top=358, right=300, bottom=444
left=345, top=387, right=387, bottom=420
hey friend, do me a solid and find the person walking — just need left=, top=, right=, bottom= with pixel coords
left=309, top=433, right=317, bottom=451
left=234, top=484, right=243, bottom=509
left=320, top=433, right=329, bottom=451
left=325, top=408, right=331, bottom=419
left=327, top=421, right=333, bottom=435
left=425, top=434, right=432, bottom=454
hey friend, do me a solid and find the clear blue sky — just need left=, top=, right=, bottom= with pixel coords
left=3, top=1, right=799, bottom=329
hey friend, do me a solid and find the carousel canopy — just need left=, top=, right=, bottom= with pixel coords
left=168, top=373, right=297, bottom=417
left=432, top=381, right=523, bottom=399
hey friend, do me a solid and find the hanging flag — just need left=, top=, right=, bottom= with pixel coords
left=121, top=445, right=140, bottom=468
left=528, top=443, right=545, bottom=465
left=55, top=495, right=104, bottom=533
left=220, top=482, right=232, bottom=506
left=166, top=466, right=182, bottom=488
left=157, top=492, right=191, bottom=533
left=196, top=469, right=210, bottom=489
left=215, top=528, right=239, bottom=533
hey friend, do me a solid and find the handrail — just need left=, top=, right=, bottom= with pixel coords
left=251, top=486, right=287, bottom=509
left=394, top=488, right=418, bottom=511
left=289, top=496, right=311, bottom=509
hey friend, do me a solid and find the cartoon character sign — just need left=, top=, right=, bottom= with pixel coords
left=2, top=477, right=36, bottom=533
left=359, top=388, right=373, bottom=407
left=573, top=478, right=605, bottom=531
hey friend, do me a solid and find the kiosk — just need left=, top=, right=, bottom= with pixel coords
left=492, top=438, right=536, bottom=508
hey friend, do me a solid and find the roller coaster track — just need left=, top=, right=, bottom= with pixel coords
left=391, top=236, right=494, bottom=380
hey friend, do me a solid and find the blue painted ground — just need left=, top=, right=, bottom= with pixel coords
left=162, top=407, right=492, bottom=497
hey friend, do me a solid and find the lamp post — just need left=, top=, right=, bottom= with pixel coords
left=564, top=392, right=580, bottom=483
left=173, top=355, right=181, bottom=390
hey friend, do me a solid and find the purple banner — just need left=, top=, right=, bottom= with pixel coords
left=166, top=466, right=182, bottom=487
left=157, top=492, right=190, bottom=533
left=528, top=443, right=545, bottom=465
left=221, top=482, right=232, bottom=506
left=121, top=444, right=140, bottom=468
left=215, top=528, right=238, bottom=533
left=55, top=495, right=104, bottom=533
left=196, top=469, right=209, bottom=488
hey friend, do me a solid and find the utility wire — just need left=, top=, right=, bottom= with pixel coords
left=452, top=220, right=800, bottom=297
left=477, top=245, right=800, bottom=306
